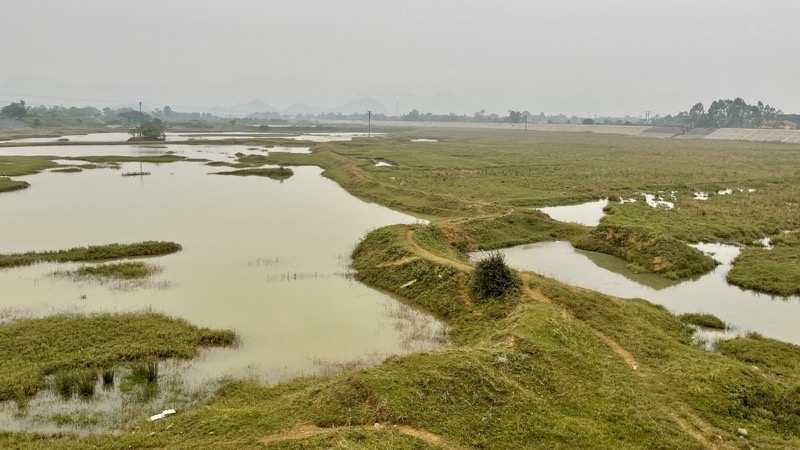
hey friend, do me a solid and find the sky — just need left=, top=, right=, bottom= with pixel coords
left=2, top=0, right=799, bottom=117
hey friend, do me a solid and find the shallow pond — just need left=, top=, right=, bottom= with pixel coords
left=1, top=131, right=377, bottom=145
left=0, top=144, right=445, bottom=430
left=538, top=199, right=608, bottom=227
left=472, top=241, right=800, bottom=344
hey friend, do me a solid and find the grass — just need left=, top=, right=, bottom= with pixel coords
left=0, top=177, right=29, bottom=193
left=210, top=167, right=293, bottom=180
left=0, top=127, right=799, bottom=447
left=727, top=232, right=800, bottom=296
left=70, top=261, right=162, bottom=280
left=678, top=312, right=727, bottom=330
left=51, top=167, right=82, bottom=173
left=0, top=312, right=237, bottom=404
left=0, top=241, right=181, bottom=268
left=573, top=223, right=718, bottom=279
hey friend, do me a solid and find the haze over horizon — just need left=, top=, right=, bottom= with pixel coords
left=2, top=0, right=799, bottom=117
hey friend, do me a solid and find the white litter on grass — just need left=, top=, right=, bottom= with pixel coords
left=758, top=237, right=774, bottom=250
left=400, top=279, right=417, bottom=288
left=644, top=194, right=674, bottom=209
left=410, top=138, right=438, bottom=142
left=619, top=198, right=637, bottom=204
left=748, top=188, right=757, bottom=193
left=693, top=192, right=709, bottom=200
left=718, top=188, right=733, bottom=195
left=374, top=161, right=393, bottom=167
left=149, top=409, right=176, bottom=421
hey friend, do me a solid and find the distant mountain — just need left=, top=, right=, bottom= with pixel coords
left=335, top=97, right=387, bottom=114
left=283, top=103, right=330, bottom=115
left=282, top=97, right=387, bottom=115
left=210, top=99, right=277, bottom=117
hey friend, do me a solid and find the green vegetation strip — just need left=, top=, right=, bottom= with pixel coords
left=67, top=261, right=161, bottom=280
left=726, top=233, right=800, bottom=296
left=0, top=177, right=29, bottom=193
left=678, top=312, right=727, bottom=330
left=211, top=167, right=293, bottom=180
left=0, top=241, right=181, bottom=268
left=0, top=312, right=237, bottom=403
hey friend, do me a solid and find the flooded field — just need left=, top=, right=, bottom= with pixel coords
left=487, top=200, right=800, bottom=344
left=0, top=142, right=446, bottom=431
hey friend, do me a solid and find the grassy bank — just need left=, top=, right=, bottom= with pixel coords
left=211, top=167, right=293, bottom=180
left=56, top=261, right=162, bottom=280
left=0, top=177, right=30, bottom=192
left=726, top=233, right=800, bottom=296
left=259, top=130, right=799, bottom=293
left=573, top=224, right=718, bottom=279
left=0, top=312, right=237, bottom=404
left=0, top=241, right=181, bottom=268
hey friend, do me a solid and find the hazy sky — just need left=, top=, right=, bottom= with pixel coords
left=2, top=0, right=799, bottom=116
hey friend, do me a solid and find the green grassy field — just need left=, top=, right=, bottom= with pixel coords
left=0, top=241, right=181, bottom=268
left=0, top=312, right=236, bottom=404
left=1, top=127, right=799, bottom=448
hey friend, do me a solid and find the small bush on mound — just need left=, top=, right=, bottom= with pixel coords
left=472, top=252, right=520, bottom=301
left=679, top=312, right=727, bottom=330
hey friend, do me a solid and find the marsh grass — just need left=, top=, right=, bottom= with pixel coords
left=0, top=241, right=181, bottom=268
left=0, top=177, right=29, bottom=193
left=120, top=171, right=151, bottom=177
left=0, top=312, right=237, bottom=404
left=678, top=312, right=727, bottom=330
left=131, top=360, right=159, bottom=383
left=210, top=167, right=293, bottom=180
left=73, top=262, right=162, bottom=280
left=50, top=167, right=82, bottom=173
left=727, top=232, right=800, bottom=296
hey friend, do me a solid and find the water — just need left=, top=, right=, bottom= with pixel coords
left=1, top=131, right=377, bottom=145
left=0, top=145, right=445, bottom=392
left=472, top=241, right=800, bottom=344
left=538, top=199, right=608, bottom=227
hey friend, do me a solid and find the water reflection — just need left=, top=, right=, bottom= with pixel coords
left=472, top=241, right=800, bottom=344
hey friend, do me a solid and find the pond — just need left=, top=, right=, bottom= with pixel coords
left=0, top=143, right=445, bottom=431
left=472, top=241, right=800, bottom=345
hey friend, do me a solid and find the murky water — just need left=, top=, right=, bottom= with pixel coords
left=0, top=143, right=446, bottom=430
left=472, top=241, right=800, bottom=344
left=538, top=199, right=608, bottom=227
left=1, top=131, right=377, bottom=145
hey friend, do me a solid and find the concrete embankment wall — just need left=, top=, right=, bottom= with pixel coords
left=335, top=119, right=800, bottom=144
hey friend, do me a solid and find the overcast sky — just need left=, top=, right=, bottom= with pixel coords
left=2, top=0, right=799, bottom=116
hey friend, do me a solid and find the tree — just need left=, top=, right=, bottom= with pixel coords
left=508, top=110, right=522, bottom=123
left=129, top=119, right=165, bottom=140
left=1, top=100, right=26, bottom=119
left=582, top=118, right=596, bottom=125
left=471, top=252, right=520, bottom=300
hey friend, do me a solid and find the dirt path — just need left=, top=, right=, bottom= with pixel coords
left=259, top=423, right=469, bottom=449
left=405, top=229, right=473, bottom=272
left=401, top=228, right=732, bottom=449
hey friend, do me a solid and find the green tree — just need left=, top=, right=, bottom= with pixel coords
left=129, top=120, right=165, bottom=141
left=471, top=252, right=520, bottom=300
left=508, top=110, right=522, bottom=123
left=1, top=100, right=26, bottom=119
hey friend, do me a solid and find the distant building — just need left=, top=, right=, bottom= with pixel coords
left=759, top=119, right=797, bottom=130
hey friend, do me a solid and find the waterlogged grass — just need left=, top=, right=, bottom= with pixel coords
left=0, top=241, right=181, bottom=268
left=678, top=312, right=727, bottom=330
left=573, top=224, right=718, bottom=279
left=0, top=312, right=237, bottom=404
left=0, top=177, right=29, bottom=193
left=68, top=261, right=162, bottom=280
left=727, top=233, right=800, bottom=296
left=211, top=167, right=293, bottom=180
left=50, top=167, right=82, bottom=173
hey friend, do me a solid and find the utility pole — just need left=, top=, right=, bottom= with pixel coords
left=524, top=115, right=528, bottom=131
left=645, top=110, right=651, bottom=124
left=367, top=110, right=372, bottom=138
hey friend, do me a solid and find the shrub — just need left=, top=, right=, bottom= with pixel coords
left=471, top=252, right=520, bottom=300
